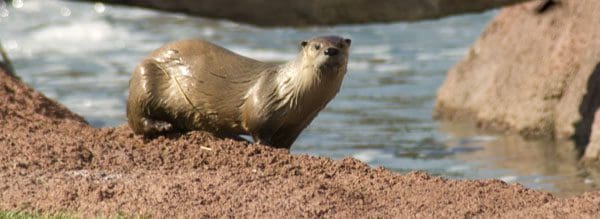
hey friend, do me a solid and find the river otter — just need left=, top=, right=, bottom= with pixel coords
left=127, top=36, right=351, bottom=149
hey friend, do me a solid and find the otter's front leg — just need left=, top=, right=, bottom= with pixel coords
left=251, top=127, right=276, bottom=147
left=270, top=125, right=304, bottom=149
left=248, top=112, right=287, bottom=147
left=243, top=106, right=285, bottom=147
left=271, top=109, right=322, bottom=149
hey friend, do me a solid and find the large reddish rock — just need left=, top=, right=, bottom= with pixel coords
left=434, top=0, right=600, bottom=159
left=585, top=109, right=600, bottom=160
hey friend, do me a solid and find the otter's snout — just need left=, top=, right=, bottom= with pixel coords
left=324, top=48, right=339, bottom=56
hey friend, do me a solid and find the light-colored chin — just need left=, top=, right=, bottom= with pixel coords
left=320, top=58, right=346, bottom=71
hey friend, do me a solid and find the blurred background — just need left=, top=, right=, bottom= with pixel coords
left=0, top=0, right=597, bottom=196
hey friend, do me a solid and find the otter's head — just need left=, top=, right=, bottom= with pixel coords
left=299, top=36, right=351, bottom=75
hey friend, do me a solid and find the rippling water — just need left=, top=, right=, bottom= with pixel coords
left=1, top=0, right=597, bottom=196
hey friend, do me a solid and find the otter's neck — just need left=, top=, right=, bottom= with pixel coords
left=275, top=57, right=335, bottom=109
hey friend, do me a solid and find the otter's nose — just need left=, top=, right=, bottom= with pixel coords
left=324, top=48, right=339, bottom=56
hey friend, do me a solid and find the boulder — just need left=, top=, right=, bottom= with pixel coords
left=584, top=109, right=600, bottom=160
left=80, top=0, right=530, bottom=26
left=434, top=0, right=600, bottom=159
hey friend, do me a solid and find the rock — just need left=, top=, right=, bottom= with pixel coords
left=82, top=0, right=529, bottom=26
left=584, top=109, right=600, bottom=160
left=434, top=0, right=600, bottom=158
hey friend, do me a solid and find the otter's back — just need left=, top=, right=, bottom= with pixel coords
left=146, top=39, right=272, bottom=133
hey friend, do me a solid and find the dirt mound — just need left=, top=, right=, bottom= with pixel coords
left=0, top=68, right=599, bottom=217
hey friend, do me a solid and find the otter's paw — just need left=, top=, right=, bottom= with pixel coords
left=142, top=118, right=173, bottom=134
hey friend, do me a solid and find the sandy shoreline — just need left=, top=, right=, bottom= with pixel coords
left=0, top=67, right=599, bottom=217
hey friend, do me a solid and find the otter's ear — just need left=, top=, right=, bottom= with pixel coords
left=344, top=38, right=352, bottom=46
left=300, top=41, right=308, bottom=47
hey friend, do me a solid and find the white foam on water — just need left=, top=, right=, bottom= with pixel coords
left=372, top=53, right=394, bottom=62
left=373, top=63, right=410, bottom=73
left=94, top=2, right=106, bottom=14
left=62, top=97, right=123, bottom=118
left=3, top=40, right=19, bottom=52
left=0, top=8, right=8, bottom=19
left=59, top=6, right=71, bottom=17
left=447, top=165, right=470, bottom=172
left=468, top=135, right=498, bottom=142
left=416, top=47, right=468, bottom=61
left=11, top=0, right=43, bottom=13
left=352, top=150, right=383, bottom=163
left=499, top=175, right=518, bottom=183
left=352, top=45, right=392, bottom=55
left=438, top=26, right=459, bottom=36
left=202, top=27, right=216, bottom=37
left=348, top=61, right=370, bottom=71
left=11, top=0, right=23, bottom=8
left=28, top=19, right=131, bottom=54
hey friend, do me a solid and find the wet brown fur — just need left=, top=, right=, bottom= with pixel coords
left=127, top=36, right=350, bottom=148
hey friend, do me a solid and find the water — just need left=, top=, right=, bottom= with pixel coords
left=1, top=0, right=598, bottom=197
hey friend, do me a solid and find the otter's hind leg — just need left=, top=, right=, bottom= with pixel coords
left=127, top=60, right=174, bottom=136
left=141, top=117, right=172, bottom=134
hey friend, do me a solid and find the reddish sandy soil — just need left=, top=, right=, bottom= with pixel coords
left=0, top=67, right=599, bottom=217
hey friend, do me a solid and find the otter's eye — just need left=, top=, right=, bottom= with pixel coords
left=314, top=45, right=320, bottom=50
